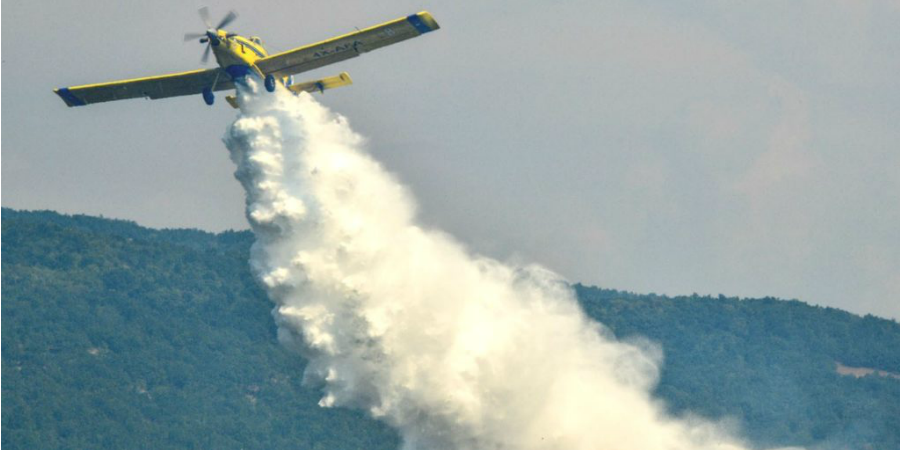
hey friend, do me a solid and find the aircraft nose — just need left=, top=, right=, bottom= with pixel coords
left=206, top=30, right=220, bottom=45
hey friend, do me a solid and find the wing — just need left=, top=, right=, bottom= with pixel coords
left=255, top=11, right=439, bottom=78
left=54, top=68, right=234, bottom=107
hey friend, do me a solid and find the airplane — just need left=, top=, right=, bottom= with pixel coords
left=54, top=8, right=439, bottom=108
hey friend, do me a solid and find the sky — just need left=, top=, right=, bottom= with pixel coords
left=3, top=0, right=899, bottom=320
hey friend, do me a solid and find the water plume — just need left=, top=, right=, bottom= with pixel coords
left=224, top=80, right=752, bottom=450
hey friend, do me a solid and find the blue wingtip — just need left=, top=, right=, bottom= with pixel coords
left=406, top=14, right=434, bottom=34
left=55, top=88, right=86, bottom=107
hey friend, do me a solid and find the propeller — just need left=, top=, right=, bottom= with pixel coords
left=183, top=7, right=238, bottom=64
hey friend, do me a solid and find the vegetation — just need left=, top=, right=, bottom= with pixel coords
left=2, top=209, right=398, bottom=449
left=3, top=208, right=898, bottom=449
left=576, top=286, right=900, bottom=449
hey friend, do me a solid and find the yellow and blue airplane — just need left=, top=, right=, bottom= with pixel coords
left=54, top=8, right=439, bottom=108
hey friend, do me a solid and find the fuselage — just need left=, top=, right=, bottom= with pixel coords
left=207, top=30, right=270, bottom=80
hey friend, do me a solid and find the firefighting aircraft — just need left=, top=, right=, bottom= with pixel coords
left=54, top=8, right=439, bottom=108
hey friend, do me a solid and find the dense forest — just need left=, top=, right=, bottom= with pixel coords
left=3, top=208, right=899, bottom=449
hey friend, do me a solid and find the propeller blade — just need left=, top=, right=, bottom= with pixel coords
left=184, top=32, right=206, bottom=42
left=198, top=6, right=212, bottom=28
left=216, top=10, right=237, bottom=30
left=201, top=43, right=211, bottom=64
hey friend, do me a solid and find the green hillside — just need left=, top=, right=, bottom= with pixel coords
left=3, top=209, right=899, bottom=449
left=576, top=286, right=900, bottom=449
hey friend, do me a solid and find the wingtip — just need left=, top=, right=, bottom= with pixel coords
left=418, top=11, right=440, bottom=31
left=408, top=11, right=440, bottom=34
left=55, top=87, right=86, bottom=107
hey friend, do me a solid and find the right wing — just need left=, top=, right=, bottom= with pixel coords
left=55, top=68, right=234, bottom=107
left=255, top=11, right=439, bottom=78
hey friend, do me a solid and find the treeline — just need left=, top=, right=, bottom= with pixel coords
left=2, top=208, right=898, bottom=449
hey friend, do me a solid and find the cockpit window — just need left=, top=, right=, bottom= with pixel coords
left=234, top=37, right=267, bottom=57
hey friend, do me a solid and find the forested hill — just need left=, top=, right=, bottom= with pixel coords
left=3, top=208, right=899, bottom=450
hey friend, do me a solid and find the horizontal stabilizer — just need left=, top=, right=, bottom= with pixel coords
left=287, top=72, right=353, bottom=94
left=225, top=95, right=240, bottom=109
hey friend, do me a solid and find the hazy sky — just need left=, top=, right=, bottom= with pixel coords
left=3, top=0, right=899, bottom=319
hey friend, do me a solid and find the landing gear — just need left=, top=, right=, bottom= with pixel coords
left=202, top=87, right=214, bottom=106
left=264, top=74, right=276, bottom=92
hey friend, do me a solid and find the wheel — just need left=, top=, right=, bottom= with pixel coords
left=264, top=74, right=276, bottom=92
left=202, top=87, right=214, bottom=106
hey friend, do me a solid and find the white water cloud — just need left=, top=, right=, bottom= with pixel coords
left=223, top=82, right=761, bottom=449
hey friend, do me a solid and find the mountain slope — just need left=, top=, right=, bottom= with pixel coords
left=576, top=286, right=900, bottom=449
left=2, top=209, right=898, bottom=449
left=2, top=209, right=398, bottom=449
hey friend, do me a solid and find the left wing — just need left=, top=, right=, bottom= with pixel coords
left=55, top=68, right=234, bottom=107
left=255, top=11, right=439, bottom=78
